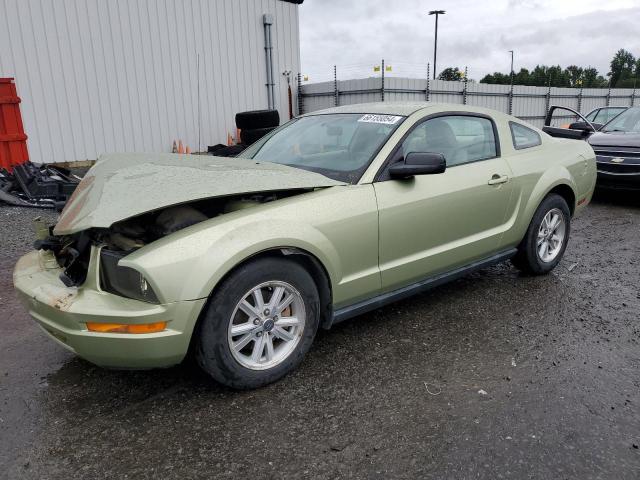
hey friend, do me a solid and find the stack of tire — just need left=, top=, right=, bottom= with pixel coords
left=236, top=109, right=280, bottom=146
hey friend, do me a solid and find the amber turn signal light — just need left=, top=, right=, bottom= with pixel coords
left=86, top=321, right=167, bottom=334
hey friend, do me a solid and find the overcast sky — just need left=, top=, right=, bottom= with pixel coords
left=298, top=0, right=640, bottom=82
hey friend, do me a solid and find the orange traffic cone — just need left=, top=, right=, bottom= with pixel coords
left=227, top=133, right=234, bottom=146
left=178, top=140, right=184, bottom=154
left=172, top=140, right=178, bottom=153
left=185, top=146, right=192, bottom=154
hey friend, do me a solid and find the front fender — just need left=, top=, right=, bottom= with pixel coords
left=121, top=217, right=342, bottom=303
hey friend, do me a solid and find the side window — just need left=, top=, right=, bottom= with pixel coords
left=603, top=108, right=624, bottom=122
left=593, top=109, right=609, bottom=124
left=509, top=122, right=541, bottom=150
left=401, top=115, right=497, bottom=167
left=585, top=109, right=598, bottom=122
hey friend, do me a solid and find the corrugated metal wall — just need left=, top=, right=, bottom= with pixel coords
left=301, top=77, right=638, bottom=128
left=0, top=0, right=301, bottom=164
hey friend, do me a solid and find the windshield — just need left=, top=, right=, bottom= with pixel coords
left=239, top=113, right=405, bottom=183
left=601, top=107, right=640, bottom=133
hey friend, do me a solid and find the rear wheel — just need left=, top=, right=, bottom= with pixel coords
left=511, top=194, right=571, bottom=275
left=196, top=257, right=320, bottom=389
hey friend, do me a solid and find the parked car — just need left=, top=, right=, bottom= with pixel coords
left=561, top=106, right=628, bottom=131
left=583, top=106, right=628, bottom=128
left=546, top=105, right=640, bottom=190
left=14, top=103, right=596, bottom=389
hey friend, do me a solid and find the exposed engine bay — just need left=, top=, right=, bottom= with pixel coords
left=37, top=190, right=309, bottom=288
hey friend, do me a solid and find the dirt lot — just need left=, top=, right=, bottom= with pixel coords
left=1, top=191, right=639, bottom=480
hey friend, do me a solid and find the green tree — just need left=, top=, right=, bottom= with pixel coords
left=514, top=68, right=531, bottom=85
left=608, top=49, right=636, bottom=87
left=438, top=67, right=464, bottom=81
left=529, top=65, right=549, bottom=86
left=480, top=72, right=510, bottom=84
left=565, top=65, right=583, bottom=87
left=547, top=65, right=569, bottom=87
left=478, top=50, right=639, bottom=88
left=582, top=67, right=600, bottom=87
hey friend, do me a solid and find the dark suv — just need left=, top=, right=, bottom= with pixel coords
left=544, top=106, right=640, bottom=190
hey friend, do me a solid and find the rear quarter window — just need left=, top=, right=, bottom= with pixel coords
left=510, top=122, right=541, bottom=150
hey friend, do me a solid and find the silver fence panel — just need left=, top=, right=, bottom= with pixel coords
left=468, top=83, right=510, bottom=114
left=299, top=75, right=639, bottom=129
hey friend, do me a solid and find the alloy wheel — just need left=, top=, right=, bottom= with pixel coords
left=536, top=208, right=566, bottom=263
left=227, top=281, right=306, bottom=370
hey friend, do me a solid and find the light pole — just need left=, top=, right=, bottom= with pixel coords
left=509, top=50, right=514, bottom=85
left=508, top=50, right=514, bottom=115
left=429, top=10, right=445, bottom=80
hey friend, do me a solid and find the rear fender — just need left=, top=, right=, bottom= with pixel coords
left=517, top=167, right=577, bottom=239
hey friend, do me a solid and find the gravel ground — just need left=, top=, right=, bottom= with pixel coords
left=1, top=190, right=639, bottom=480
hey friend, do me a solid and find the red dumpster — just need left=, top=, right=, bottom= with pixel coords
left=0, top=78, right=29, bottom=172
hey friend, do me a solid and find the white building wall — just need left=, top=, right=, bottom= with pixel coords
left=0, top=0, right=301, bottom=163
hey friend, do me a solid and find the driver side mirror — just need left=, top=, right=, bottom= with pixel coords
left=568, top=121, right=603, bottom=131
left=389, top=152, right=446, bottom=179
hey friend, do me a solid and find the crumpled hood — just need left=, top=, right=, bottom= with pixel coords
left=53, top=153, right=344, bottom=235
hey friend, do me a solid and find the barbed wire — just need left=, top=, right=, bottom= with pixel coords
left=300, top=61, right=461, bottom=83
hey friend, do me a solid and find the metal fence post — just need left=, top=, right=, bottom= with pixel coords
left=462, top=66, right=468, bottom=105
left=631, top=80, right=636, bottom=106
left=606, top=86, right=611, bottom=106
left=381, top=59, right=385, bottom=102
left=426, top=63, right=430, bottom=101
left=333, top=65, right=339, bottom=107
left=508, top=81, right=514, bottom=115
left=297, top=72, right=303, bottom=115
left=544, top=83, right=551, bottom=119
left=577, top=87, right=583, bottom=113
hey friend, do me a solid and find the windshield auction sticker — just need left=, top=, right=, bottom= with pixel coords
left=358, top=114, right=403, bottom=124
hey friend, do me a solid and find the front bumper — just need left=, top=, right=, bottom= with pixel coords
left=13, top=249, right=206, bottom=369
left=596, top=169, right=640, bottom=190
left=596, top=156, right=640, bottom=190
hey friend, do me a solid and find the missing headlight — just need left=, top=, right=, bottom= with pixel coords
left=99, top=249, right=159, bottom=303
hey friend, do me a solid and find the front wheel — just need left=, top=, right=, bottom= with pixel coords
left=196, top=257, right=320, bottom=389
left=511, top=193, right=571, bottom=275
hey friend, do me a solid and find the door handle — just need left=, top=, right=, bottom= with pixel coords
left=488, top=174, right=509, bottom=185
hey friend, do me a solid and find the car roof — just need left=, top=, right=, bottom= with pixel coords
left=302, top=101, right=512, bottom=119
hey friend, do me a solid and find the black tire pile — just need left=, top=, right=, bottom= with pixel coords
left=208, top=109, right=280, bottom=157
left=235, top=109, right=279, bottom=145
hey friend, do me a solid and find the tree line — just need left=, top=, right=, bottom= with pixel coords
left=437, top=49, right=640, bottom=88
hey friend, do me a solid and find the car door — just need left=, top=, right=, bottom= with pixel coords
left=373, top=114, right=514, bottom=292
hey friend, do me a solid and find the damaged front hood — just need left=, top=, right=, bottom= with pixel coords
left=54, top=153, right=345, bottom=235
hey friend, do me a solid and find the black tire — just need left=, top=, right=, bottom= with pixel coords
left=207, top=144, right=226, bottom=153
left=196, top=257, right=320, bottom=389
left=235, top=109, right=280, bottom=130
left=240, top=127, right=276, bottom=146
left=208, top=144, right=247, bottom=157
left=511, top=193, right=571, bottom=275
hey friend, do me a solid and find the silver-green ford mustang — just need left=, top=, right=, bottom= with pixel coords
left=13, top=103, right=596, bottom=389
